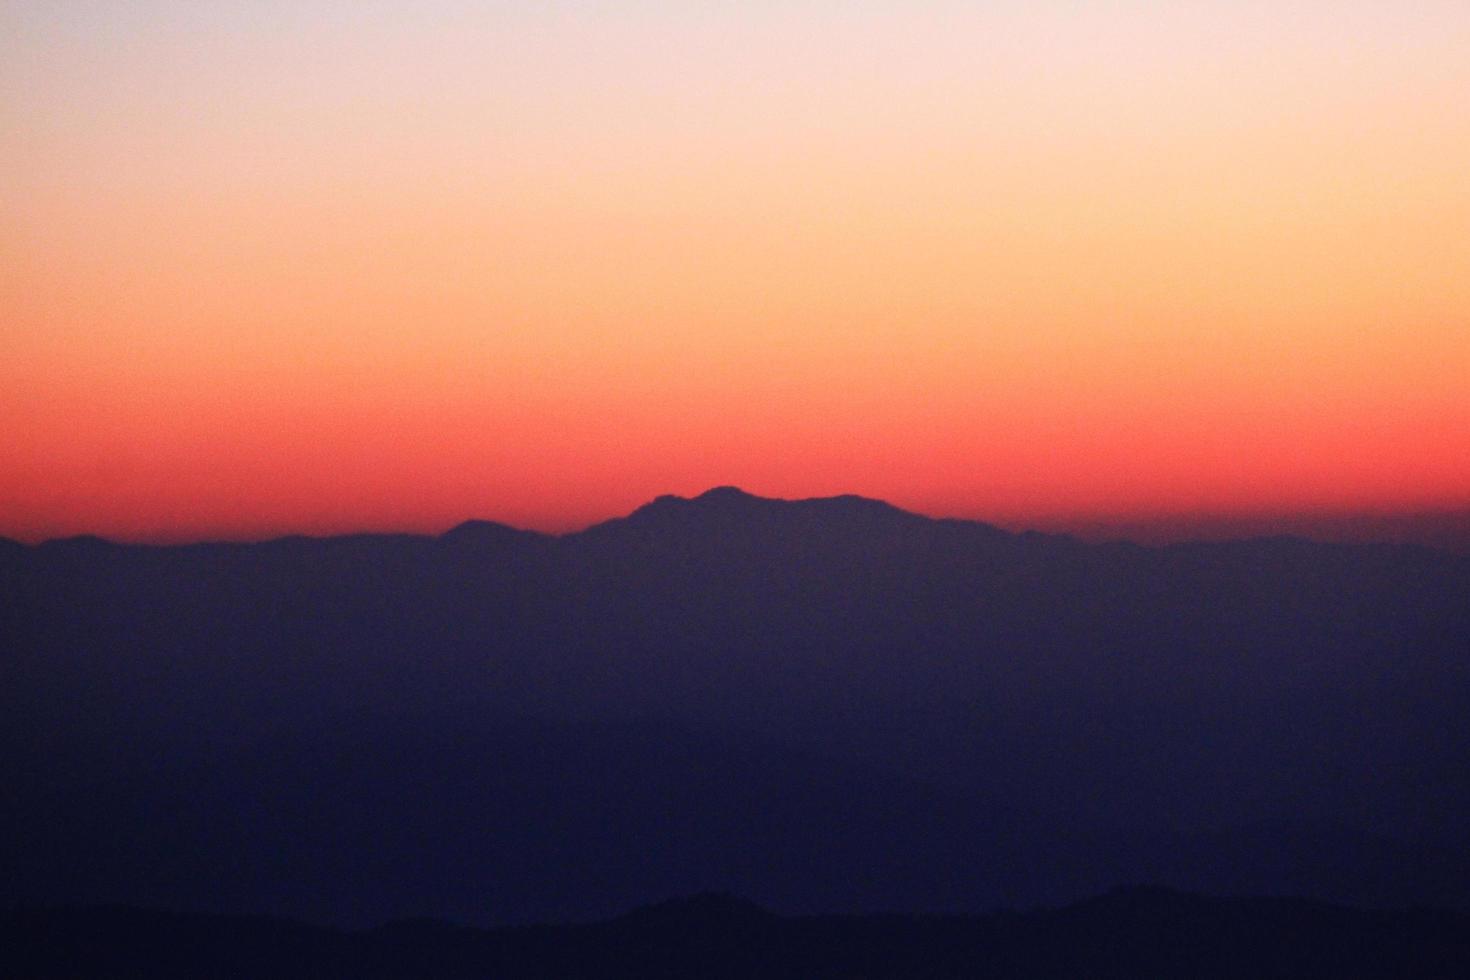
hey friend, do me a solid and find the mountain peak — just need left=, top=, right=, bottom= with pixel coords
left=589, top=487, right=944, bottom=537
left=620, top=487, right=767, bottom=522
left=439, top=519, right=543, bottom=545
left=694, top=485, right=754, bottom=502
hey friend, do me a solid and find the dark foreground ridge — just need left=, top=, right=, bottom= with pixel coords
left=6, top=888, right=1469, bottom=979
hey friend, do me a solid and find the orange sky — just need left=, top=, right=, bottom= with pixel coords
left=3, top=2, right=1468, bottom=542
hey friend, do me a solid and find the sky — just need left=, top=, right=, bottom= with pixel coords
left=3, top=1, right=1468, bottom=542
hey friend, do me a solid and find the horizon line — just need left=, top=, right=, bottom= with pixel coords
left=7, top=486, right=1470, bottom=552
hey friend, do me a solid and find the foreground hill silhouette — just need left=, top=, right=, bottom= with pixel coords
left=3, top=488, right=1469, bottom=924
left=6, top=889, right=1470, bottom=979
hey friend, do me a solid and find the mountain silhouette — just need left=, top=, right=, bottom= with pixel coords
left=439, top=520, right=551, bottom=548
left=577, top=486, right=945, bottom=547
left=3, top=488, right=1469, bottom=925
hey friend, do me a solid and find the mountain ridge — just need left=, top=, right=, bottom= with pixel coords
left=6, top=888, right=1469, bottom=979
left=13, top=487, right=1465, bottom=555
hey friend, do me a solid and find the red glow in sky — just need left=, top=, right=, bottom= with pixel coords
left=4, top=3, right=1468, bottom=543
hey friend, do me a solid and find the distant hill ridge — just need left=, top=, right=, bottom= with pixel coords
left=12, top=486, right=989, bottom=549
left=7, top=486, right=1467, bottom=553
left=5, top=888, right=1469, bottom=979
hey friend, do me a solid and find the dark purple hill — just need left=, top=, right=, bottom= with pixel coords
left=3, top=488, right=1469, bottom=925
